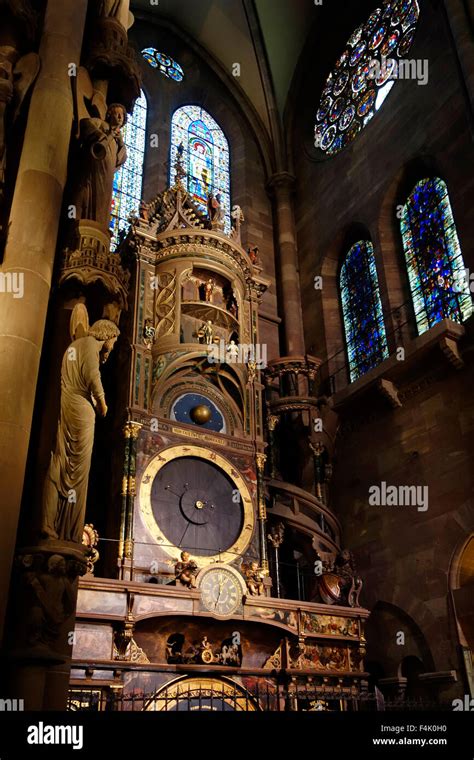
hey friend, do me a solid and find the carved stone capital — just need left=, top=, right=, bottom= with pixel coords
left=7, top=543, right=88, bottom=661
left=60, top=220, right=130, bottom=309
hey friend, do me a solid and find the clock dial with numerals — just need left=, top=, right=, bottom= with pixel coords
left=199, top=566, right=245, bottom=617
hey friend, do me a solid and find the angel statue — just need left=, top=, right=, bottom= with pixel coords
left=40, top=318, right=120, bottom=544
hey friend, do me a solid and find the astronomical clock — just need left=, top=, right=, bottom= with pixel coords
left=70, top=158, right=370, bottom=713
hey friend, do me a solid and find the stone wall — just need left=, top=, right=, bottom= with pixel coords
left=289, top=0, right=474, bottom=696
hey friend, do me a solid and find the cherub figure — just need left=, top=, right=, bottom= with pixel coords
left=174, top=551, right=198, bottom=589
left=244, top=561, right=265, bottom=596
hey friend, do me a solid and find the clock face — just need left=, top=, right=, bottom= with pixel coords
left=139, top=446, right=255, bottom=566
left=151, top=456, right=243, bottom=557
left=199, top=567, right=243, bottom=617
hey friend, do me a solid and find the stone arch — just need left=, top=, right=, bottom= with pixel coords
left=449, top=533, right=474, bottom=692
left=365, top=600, right=435, bottom=682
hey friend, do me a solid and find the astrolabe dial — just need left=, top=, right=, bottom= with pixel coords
left=151, top=456, right=243, bottom=557
left=198, top=565, right=246, bottom=618
left=139, top=446, right=256, bottom=567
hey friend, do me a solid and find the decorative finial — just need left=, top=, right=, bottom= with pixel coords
left=174, top=142, right=186, bottom=190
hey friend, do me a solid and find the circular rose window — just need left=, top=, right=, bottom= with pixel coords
left=315, top=0, right=420, bottom=157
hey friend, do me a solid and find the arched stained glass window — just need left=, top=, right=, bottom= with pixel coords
left=401, top=178, right=473, bottom=334
left=315, top=0, right=420, bottom=157
left=142, top=48, right=184, bottom=82
left=340, top=241, right=389, bottom=382
left=170, top=105, right=231, bottom=232
left=110, top=90, right=147, bottom=250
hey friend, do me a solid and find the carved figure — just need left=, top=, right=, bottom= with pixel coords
left=207, top=192, right=225, bottom=227
left=231, top=204, right=244, bottom=228
left=198, top=320, right=214, bottom=345
left=223, top=284, right=238, bottom=316
left=25, top=554, right=75, bottom=648
left=41, top=320, right=120, bottom=543
left=143, top=318, right=155, bottom=349
left=333, top=549, right=363, bottom=607
left=204, top=278, right=215, bottom=302
left=244, top=561, right=265, bottom=596
left=226, top=340, right=239, bottom=362
left=174, top=551, right=198, bottom=588
left=139, top=200, right=149, bottom=221
left=267, top=522, right=285, bottom=549
left=72, top=103, right=127, bottom=228
left=248, top=246, right=261, bottom=266
left=82, top=524, right=100, bottom=574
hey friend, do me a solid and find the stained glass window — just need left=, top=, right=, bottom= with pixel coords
left=400, top=178, right=473, bottom=334
left=340, top=241, right=389, bottom=382
left=110, top=89, right=147, bottom=250
left=170, top=105, right=231, bottom=232
left=141, top=48, right=184, bottom=82
left=315, top=0, right=420, bottom=157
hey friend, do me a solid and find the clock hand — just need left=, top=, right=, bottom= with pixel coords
left=214, top=579, right=224, bottom=608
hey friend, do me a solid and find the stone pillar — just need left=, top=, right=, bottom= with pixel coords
left=0, top=0, right=88, bottom=644
left=445, top=0, right=474, bottom=115
left=267, top=172, right=305, bottom=356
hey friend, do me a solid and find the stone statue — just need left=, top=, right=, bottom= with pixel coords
left=98, top=0, right=134, bottom=30
left=72, top=103, right=127, bottom=229
left=174, top=551, right=198, bottom=588
left=41, top=320, right=120, bottom=543
left=230, top=204, right=244, bottom=242
left=207, top=192, right=225, bottom=228
left=24, top=554, right=76, bottom=648
left=244, top=561, right=265, bottom=596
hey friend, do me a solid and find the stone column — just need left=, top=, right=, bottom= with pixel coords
left=267, top=172, right=305, bottom=356
left=445, top=0, right=474, bottom=115
left=0, top=0, right=88, bottom=644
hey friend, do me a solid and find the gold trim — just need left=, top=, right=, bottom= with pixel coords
left=170, top=426, right=223, bottom=446
left=145, top=676, right=257, bottom=711
left=256, top=453, right=267, bottom=472
left=139, top=445, right=255, bottom=567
